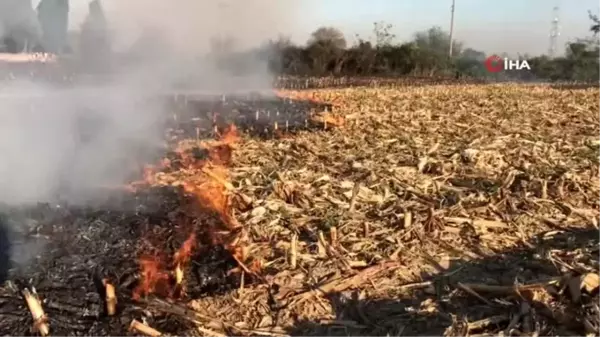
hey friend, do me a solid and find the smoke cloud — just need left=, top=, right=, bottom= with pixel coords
left=0, top=0, right=302, bottom=206
left=97, top=0, right=304, bottom=92
left=0, top=0, right=42, bottom=49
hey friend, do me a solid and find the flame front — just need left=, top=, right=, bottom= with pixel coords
left=132, top=124, right=241, bottom=300
left=133, top=255, right=170, bottom=300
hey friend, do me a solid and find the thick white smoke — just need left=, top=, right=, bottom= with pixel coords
left=0, top=0, right=42, bottom=48
left=0, top=0, right=302, bottom=206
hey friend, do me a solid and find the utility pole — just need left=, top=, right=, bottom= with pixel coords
left=449, top=0, right=456, bottom=57
left=548, top=6, right=560, bottom=57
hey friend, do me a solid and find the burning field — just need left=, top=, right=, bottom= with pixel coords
left=0, top=83, right=598, bottom=336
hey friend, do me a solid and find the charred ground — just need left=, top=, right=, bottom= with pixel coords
left=0, top=185, right=240, bottom=335
left=0, top=92, right=337, bottom=335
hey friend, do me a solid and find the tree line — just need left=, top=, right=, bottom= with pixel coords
left=258, top=13, right=599, bottom=82
left=0, top=0, right=107, bottom=56
left=210, top=12, right=597, bottom=83
left=1, top=1, right=598, bottom=83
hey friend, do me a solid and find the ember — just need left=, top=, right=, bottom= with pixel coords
left=133, top=255, right=171, bottom=300
left=166, top=93, right=341, bottom=141
left=132, top=121, right=242, bottom=302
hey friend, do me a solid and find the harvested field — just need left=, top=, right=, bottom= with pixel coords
left=0, top=83, right=599, bottom=336
left=220, top=84, right=600, bottom=336
left=273, top=75, right=487, bottom=89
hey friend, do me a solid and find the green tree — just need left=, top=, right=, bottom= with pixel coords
left=566, top=41, right=599, bottom=81
left=37, top=0, right=69, bottom=54
left=307, top=27, right=347, bottom=49
left=413, top=26, right=462, bottom=57
left=373, top=21, right=395, bottom=47
left=0, top=0, right=42, bottom=52
left=590, top=10, right=599, bottom=35
left=306, top=27, right=347, bottom=75
left=460, top=48, right=486, bottom=61
left=411, top=26, right=463, bottom=75
left=455, top=48, right=488, bottom=78
left=79, top=0, right=110, bottom=68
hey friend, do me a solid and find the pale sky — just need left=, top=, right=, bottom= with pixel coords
left=304, top=0, right=598, bottom=56
left=46, top=0, right=599, bottom=56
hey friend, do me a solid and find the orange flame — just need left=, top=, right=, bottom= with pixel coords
left=182, top=167, right=238, bottom=229
left=184, top=124, right=240, bottom=229
left=219, top=124, right=240, bottom=145
left=274, top=90, right=340, bottom=107
left=134, top=232, right=198, bottom=300
left=133, top=255, right=170, bottom=300
left=133, top=124, right=241, bottom=300
left=312, top=112, right=345, bottom=127
left=174, top=232, right=196, bottom=266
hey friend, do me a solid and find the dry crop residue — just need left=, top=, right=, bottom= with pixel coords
left=182, top=84, right=599, bottom=336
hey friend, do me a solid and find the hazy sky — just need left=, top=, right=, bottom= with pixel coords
left=44, top=0, right=599, bottom=56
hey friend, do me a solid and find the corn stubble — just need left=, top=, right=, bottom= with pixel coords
left=205, top=84, right=598, bottom=336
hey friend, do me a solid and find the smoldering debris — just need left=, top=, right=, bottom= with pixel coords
left=0, top=86, right=334, bottom=206
left=0, top=186, right=240, bottom=335
left=0, top=1, right=328, bottom=335
left=0, top=88, right=334, bottom=335
left=0, top=0, right=305, bottom=207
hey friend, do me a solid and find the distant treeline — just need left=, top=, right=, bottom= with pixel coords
left=223, top=18, right=599, bottom=83
left=0, top=0, right=106, bottom=56
left=1, top=1, right=598, bottom=83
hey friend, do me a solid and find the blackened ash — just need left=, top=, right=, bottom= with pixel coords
left=0, top=186, right=238, bottom=335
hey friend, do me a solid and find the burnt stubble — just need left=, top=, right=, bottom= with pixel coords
left=0, top=93, right=327, bottom=336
